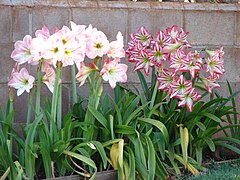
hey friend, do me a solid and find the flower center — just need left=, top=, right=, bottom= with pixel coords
left=23, top=79, right=28, bottom=85
left=53, top=47, right=59, bottom=53
left=95, top=43, right=103, bottom=49
left=65, top=50, right=72, bottom=56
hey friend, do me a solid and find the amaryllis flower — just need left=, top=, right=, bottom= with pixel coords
left=157, top=69, right=175, bottom=92
left=35, top=26, right=50, bottom=40
left=11, top=35, right=33, bottom=64
left=169, top=48, right=187, bottom=72
left=70, top=21, right=86, bottom=37
left=178, top=88, right=201, bottom=112
left=154, top=30, right=171, bottom=46
left=76, top=62, right=98, bottom=86
left=86, top=30, right=110, bottom=59
left=127, top=41, right=147, bottom=62
left=131, top=26, right=152, bottom=46
left=149, top=41, right=166, bottom=66
left=107, top=32, right=125, bottom=60
left=29, top=37, right=47, bottom=65
left=180, top=51, right=202, bottom=78
left=42, top=65, right=56, bottom=93
left=133, top=50, right=154, bottom=76
left=201, top=75, right=220, bottom=94
left=62, top=37, right=86, bottom=67
left=162, top=40, right=183, bottom=54
left=100, top=58, right=127, bottom=88
left=166, top=25, right=179, bottom=41
left=205, top=47, right=224, bottom=77
left=8, top=68, right=35, bottom=96
left=170, top=75, right=192, bottom=99
left=43, top=34, right=65, bottom=66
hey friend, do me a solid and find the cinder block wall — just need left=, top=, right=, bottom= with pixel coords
left=0, top=1, right=239, bottom=126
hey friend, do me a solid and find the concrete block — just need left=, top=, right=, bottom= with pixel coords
left=33, top=0, right=69, bottom=7
left=0, top=6, right=11, bottom=43
left=0, top=0, right=11, bottom=5
left=72, top=8, right=128, bottom=42
left=0, top=44, right=15, bottom=83
left=184, top=11, right=235, bottom=46
left=12, top=0, right=33, bottom=6
left=12, top=7, right=31, bottom=42
left=220, top=47, right=240, bottom=82
left=32, top=7, right=70, bottom=34
left=0, top=84, right=10, bottom=113
left=127, top=9, right=183, bottom=39
left=70, top=0, right=98, bottom=8
left=236, top=13, right=240, bottom=46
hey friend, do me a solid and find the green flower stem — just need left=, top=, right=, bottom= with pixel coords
left=71, top=64, right=77, bottom=104
left=84, top=57, right=102, bottom=141
left=27, top=90, right=33, bottom=125
left=150, top=80, right=159, bottom=110
left=35, top=66, right=42, bottom=119
left=57, top=69, right=62, bottom=130
left=50, top=62, right=62, bottom=135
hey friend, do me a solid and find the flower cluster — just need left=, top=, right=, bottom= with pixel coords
left=126, top=26, right=224, bottom=112
left=8, top=22, right=127, bottom=95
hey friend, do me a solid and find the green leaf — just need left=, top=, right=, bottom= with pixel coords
left=205, top=137, right=215, bottom=152
left=125, top=147, right=135, bottom=180
left=138, top=118, right=169, bottom=144
left=214, top=142, right=240, bottom=155
left=114, top=125, right=136, bottom=135
left=63, top=150, right=97, bottom=179
left=90, top=141, right=108, bottom=169
left=144, top=135, right=155, bottom=180
left=88, top=105, right=109, bottom=131
left=200, top=112, right=222, bottom=123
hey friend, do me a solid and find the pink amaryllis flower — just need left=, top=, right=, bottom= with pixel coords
left=100, top=58, right=128, bottom=88
left=205, top=47, right=224, bottom=77
left=154, top=30, right=171, bottom=47
left=86, top=30, right=110, bottom=59
left=131, top=26, right=152, bottom=46
left=178, top=88, right=201, bottom=112
left=166, top=25, right=179, bottom=41
left=157, top=69, right=175, bottom=93
left=43, top=34, right=65, bottom=66
left=107, top=32, right=125, bottom=60
left=8, top=68, right=35, bottom=96
left=29, top=37, right=47, bottom=65
left=180, top=51, right=202, bottom=78
left=170, top=75, right=192, bottom=99
left=76, top=62, right=98, bottom=86
left=201, top=75, right=220, bottom=94
left=35, top=26, right=50, bottom=40
left=42, top=65, right=56, bottom=93
left=169, top=48, right=187, bottom=72
left=62, top=37, right=86, bottom=67
left=11, top=35, right=33, bottom=64
left=133, top=50, right=154, bottom=76
left=149, top=41, right=167, bottom=66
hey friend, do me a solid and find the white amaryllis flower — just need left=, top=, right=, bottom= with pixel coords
left=107, top=32, right=125, bottom=60
left=100, top=58, right=127, bottom=88
left=86, top=30, right=110, bottom=59
left=8, top=68, right=35, bottom=96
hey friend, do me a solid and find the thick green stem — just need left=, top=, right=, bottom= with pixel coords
left=50, top=62, right=62, bottom=135
left=35, top=67, right=42, bottom=119
left=57, top=69, right=62, bottom=130
left=27, top=90, right=33, bottom=125
left=71, top=65, right=77, bottom=104
left=150, top=80, right=159, bottom=109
